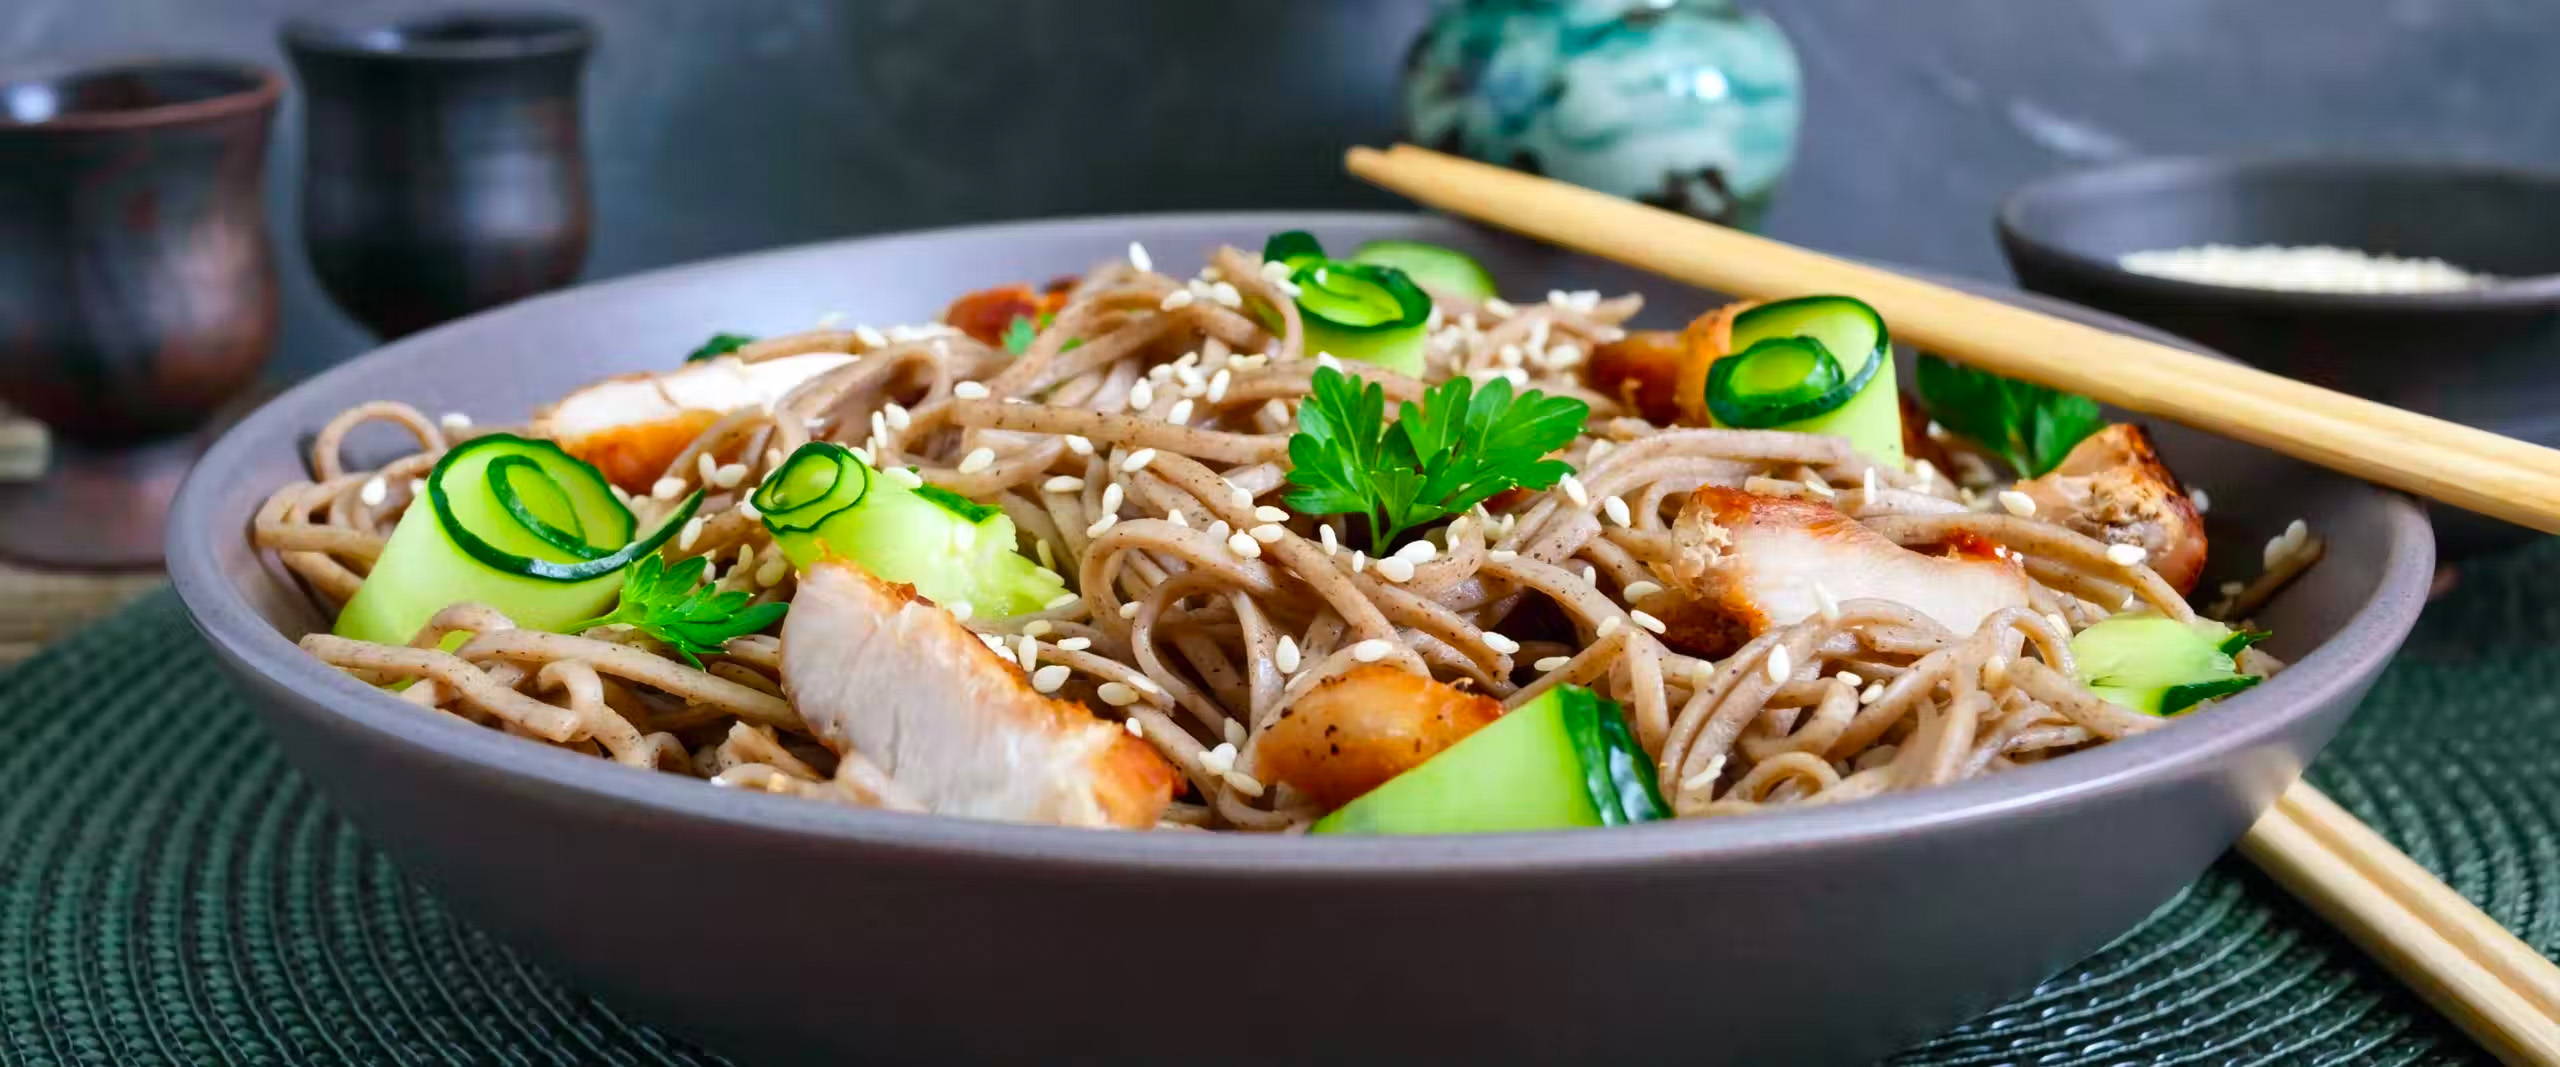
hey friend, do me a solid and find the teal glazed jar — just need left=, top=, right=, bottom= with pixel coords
left=1402, top=0, right=1802, bottom=230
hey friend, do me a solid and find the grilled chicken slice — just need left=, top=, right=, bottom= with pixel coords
left=1253, top=665, right=1503, bottom=811
left=1653, top=487, right=2032, bottom=657
left=781, top=560, right=1177, bottom=828
left=942, top=279, right=1075, bottom=348
left=1583, top=300, right=1754, bottom=427
left=531, top=352, right=854, bottom=492
left=2014, top=424, right=2207, bottom=595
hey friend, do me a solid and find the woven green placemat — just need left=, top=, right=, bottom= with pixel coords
left=6, top=546, right=2557, bottom=1065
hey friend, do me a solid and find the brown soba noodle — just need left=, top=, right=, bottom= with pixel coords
left=253, top=241, right=2297, bottom=831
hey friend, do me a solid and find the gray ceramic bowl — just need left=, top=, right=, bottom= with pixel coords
left=169, top=212, right=2434, bottom=1065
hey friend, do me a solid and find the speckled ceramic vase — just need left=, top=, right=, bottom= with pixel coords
left=1401, top=0, right=1801, bottom=230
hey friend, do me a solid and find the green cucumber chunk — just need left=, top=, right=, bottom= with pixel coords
left=2071, top=613, right=2267, bottom=717
left=1349, top=239, right=1498, bottom=302
left=754, top=442, right=1066, bottom=618
left=1262, top=230, right=1327, bottom=273
left=334, top=434, right=694, bottom=645
left=1313, top=684, right=1669, bottom=835
left=1294, top=260, right=1432, bottom=376
left=1714, top=295, right=1905, bottom=466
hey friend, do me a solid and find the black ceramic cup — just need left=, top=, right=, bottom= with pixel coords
left=1997, top=157, right=2560, bottom=559
left=0, top=59, right=282, bottom=568
left=283, top=9, right=594, bottom=339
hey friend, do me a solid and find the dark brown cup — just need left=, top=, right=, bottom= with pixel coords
left=283, top=9, right=594, bottom=339
left=0, top=60, right=282, bottom=445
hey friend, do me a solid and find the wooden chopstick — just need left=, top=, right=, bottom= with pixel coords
left=1346, top=143, right=2560, bottom=534
left=1346, top=142, right=2560, bottom=1064
left=2246, top=784, right=2560, bottom=1066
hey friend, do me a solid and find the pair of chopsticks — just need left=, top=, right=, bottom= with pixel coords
left=1348, top=143, right=2560, bottom=1065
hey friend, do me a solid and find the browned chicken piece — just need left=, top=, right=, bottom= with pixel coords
left=1652, top=487, right=2033, bottom=658
left=781, top=560, right=1178, bottom=828
left=530, top=353, right=854, bottom=492
left=1253, top=664, right=1503, bottom=811
left=1582, top=300, right=1751, bottom=426
left=2013, top=424, right=2207, bottom=595
left=941, top=279, right=1075, bottom=348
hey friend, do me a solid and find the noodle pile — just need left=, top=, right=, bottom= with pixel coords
left=252, top=243, right=2284, bottom=830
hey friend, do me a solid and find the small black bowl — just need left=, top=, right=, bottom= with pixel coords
left=1996, top=156, right=2560, bottom=558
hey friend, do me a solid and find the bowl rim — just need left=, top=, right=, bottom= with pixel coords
left=169, top=209, right=2437, bottom=881
left=281, top=8, right=594, bottom=64
left=0, top=59, right=282, bottom=133
left=1996, top=154, right=2560, bottom=312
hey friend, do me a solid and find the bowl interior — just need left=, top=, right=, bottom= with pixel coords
left=172, top=211, right=2432, bottom=870
left=2003, top=158, right=2560, bottom=287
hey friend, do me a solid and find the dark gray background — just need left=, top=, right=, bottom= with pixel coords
left=9, top=0, right=2559, bottom=378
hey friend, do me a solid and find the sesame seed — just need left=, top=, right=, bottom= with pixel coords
left=1168, top=509, right=1190, bottom=528
left=1228, top=484, right=1253, bottom=508
left=1016, top=633, right=1039, bottom=670
left=1043, top=475, right=1086, bottom=493
left=696, top=452, right=720, bottom=483
left=1560, top=474, right=1590, bottom=507
left=1097, top=681, right=1141, bottom=706
left=1836, top=670, right=1864, bottom=689
left=1099, top=482, right=1124, bottom=514
left=949, top=601, right=976, bottom=622
left=358, top=477, right=387, bottom=507
left=1317, top=524, right=1339, bottom=555
left=1227, top=532, right=1262, bottom=559
left=1764, top=646, right=1792, bottom=685
left=1254, top=505, right=1290, bottom=524
left=1274, top=635, right=1301, bottom=673
left=1121, top=448, right=1158, bottom=472
left=1350, top=551, right=1368, bottom=573
left=1861, top=682, right=1886, bottom=705
left=1086, top=514, right=1118, bottom=537
left=1615, top=581, right=1662, bottom=603
left=1374, top=557, right=1416, bottom=582
left=1206, top=367, right=1233, bottom=403
left=1043, top=591, right=1080, bottom=611
left=1804, top=478, right=1837, bottom=500
left=1204, top=520, right=1230, bottom=543
left=1596, top=616, right=1622, bottom=638
left=1249, top=523, right=1286, bottom=544
left=1224, top=772, right=1266, bottom=797
left=1535, top=655, right=1573, bottom=672
left=1209, top=281, right=1243, bottom=308
left=1127, top=381, right=1155, bottom=411
left=1482, top=297, right=1516, bottom=318
left=1813, top=581, right=1841, bottom=623
left=1126, top=241, right=1153, bottom=272
left=1199, top=742, right=1238, bottom=775
left=883, top=467, right=923, bottom=489
left=1983, top=654, right=2009, bottom=688
left=1057, top=636, right=1091, bottom=652
left=1580, top=563, right=1598, bottom=584
left=710, top=462, right=749, bottom=489
left=1861, top=468, right=1878, bottom=499
left=651, top=476, right=686, bottom=500
left=2190, top=488, right=2212, bottom=514
left=756, top=555, right=790, bottom=587
left=951, top=380, right=992, bottom=401
left=737, top=499, right=762, bottom=521
left=1587, top=439, right=1613, bottom=461
left=1119, top=601, right=1142, bottom=619
left=677, top=516, right=705, bottom=551
left=958, top=448, right=996, bottom=474
left=870, top=411, right=892, bottom=445
left=1997, top=490, right=2037, bottom=517
left=1221, top=718, right=1248, bottom=747
left=1395, top=539, right=1438, bottom=563
left=410, top=479, right=427, bottom=498
left=1352, top=639, right=1392, bottom=662
left=2105, top=542, right=2150, bottom=566
left=1602, top=495, right=1633, bottom=527
left=1483, top=631, right=1520, bottom=655
left=1125, top=717, right=1144, bottom=737
left=1631, top=610, right=1667, bottom=634
left=1158, top=289, right=1195, bottom=311
left=1030, top=664, right=1072, bottom=693
left=437, top=411, right=473, bottom=433
left=1060, top=435, right=1094, bottom=457
left=1167, top=398, right=1195, bottom=424
left=1023, top=619, right=1054, bottom=637
left=849, top=445, right=876, bottom=466
left=1487, top=549, right=1518, bottom=562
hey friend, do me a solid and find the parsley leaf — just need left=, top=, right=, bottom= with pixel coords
left=566, top=554, right=788, bottom=668
left=686, top=332, right=755, bottom=362
left=1284, top=365, right=1587, bottom=549
left=1912, top=354, right=2103, bottom=477
left=1002, top=313, right=1081, bottom=356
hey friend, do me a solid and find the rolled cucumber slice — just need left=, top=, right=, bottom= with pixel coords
left=1713, top=295, right=1905, bottom=466
left=334, top=434, right=697, bottom=645
left=752, top=442, right=1066, bottom=619
left=1349, top=239, right=1498, bottom=303
left=1313, top=684, right=1669, bottom=835
left=2072, top=613, right=2266, bottom=716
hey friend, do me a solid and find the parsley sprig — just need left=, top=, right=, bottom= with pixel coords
left=1283, top=365, right=1588, bottom=550
left=1912, top=354, right=2102, bottom=477
left=567, top=554, right=788, bottom=667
